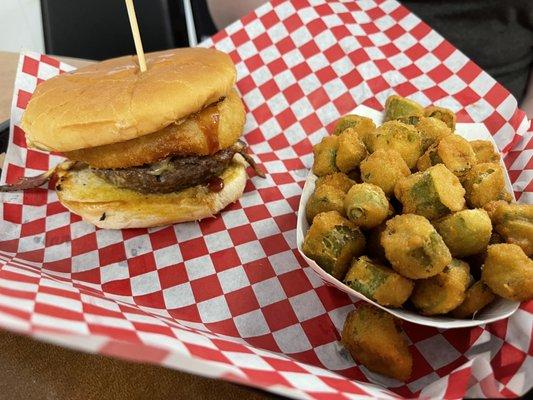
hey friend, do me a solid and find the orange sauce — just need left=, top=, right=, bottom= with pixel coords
left=196, top=104, right=220, bottom=154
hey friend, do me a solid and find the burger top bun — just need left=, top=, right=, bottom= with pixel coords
left=21, top=48, right=237, bottom=152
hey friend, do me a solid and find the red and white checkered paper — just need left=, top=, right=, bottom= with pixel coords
left=1, top=1, right=532, bottom=398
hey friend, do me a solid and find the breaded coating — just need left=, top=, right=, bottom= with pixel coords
left=384, top=95, right=424, bottom=122
left=484, top=201, right=533, bottom=256
left=462, top=163, right=512, bottom=208
left=302, top=211, right=366, bottom=279
left=434, top=209, right=492, bottom=257
left=417, top=135, right=477, bottom=177
left=367, top=121, right=423, bottom=169
left=316, top=172, right=355, bottom=193
left=65, top=89, right=246, bottom=168
left=416, top=116, right=452, bottom=150
left=335, top=128, right=368, bottom=173
left=381, top=214, right=452, bottom=279
left=312, top=136, right=339, bottom=176
left=411, top=259, right=471, bottom=315
left=360, top=149, right=411, bottom=196
left=424, top=105, right=456, bottom=130
left=482, top=244, right=533, bottom=301
left=341, top=305, right=412, bottom=381
left=394, top=164, right=465, bottom=220
left=344, top=256, right=414, bottom=307
left=470, top=140, right=500, bottom=163
left=450, top=281, right=495, bottom=318
left=344, top=183, right=390, bottom=229
left=332, top=114, right=376, bottom=146
left=306, top=185, right=346, bottom=223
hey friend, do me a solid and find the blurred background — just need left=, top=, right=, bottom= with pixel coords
left=0, top=0, right=531, bottom=114
left=0, top=0, right=264, bottom=58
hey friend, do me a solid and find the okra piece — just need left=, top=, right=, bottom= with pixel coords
left=411, top=259, right=470, bottom=315
left=481, top=244, right=533, bottom=301
left=381, top=214, right=452, bottom=279
left=462, top=163, right=512, bottom=208
left=434, top=209, right=492, bottom=257
left=344, top=183, right=390, bottom=229
left=470, top=140, right=500, bottom=163
left=394, top=164, right=465, bottom=220
left=450, top=281, right=495, bottom=318
left=424, top=105, right=456, bottom=130
left=484, top=200, right=533, bottom=256
left=360, top=149, right=410, bottom=196
left=384, top=95, right=424, bottom=122
left=335, top=127, right=368, bottom=173
left=332, top=114, right=376, bottom=146
left=417, top=134, right=476, bottom=177
left=302, top=211, right=366, bottom=279
left=344, top=256, right=414, bottom=307
left=416, top=116, right=452, bottom=150
left=367, top=120, right=422, bottom=169
left=312, top=136, right=339, bottom=176
left=315, top=172, right=355, bottom=193
left=306, top=185, right=346, bottom=223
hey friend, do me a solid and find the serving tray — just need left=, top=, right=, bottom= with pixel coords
left=296, top=104, right=519, bottom=329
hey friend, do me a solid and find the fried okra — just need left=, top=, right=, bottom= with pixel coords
left=332, top=114, right=376, bottom=144
left=344, top=183, right=390, bottom=229
left=417, top=135, right=477, bottom=177
left=411, top=259, right=470, bottom=315
left=470, top=140, right=500, bottom=163
left=484, top=201, right=533, bottom=256
left=434, top=209, right=492, bottom=257
left=482, top=244, right=533, bottom=301
left=306, top=185, right=346, bottom=223
left=360, top=149, right=411, bottom=196
left=450, top=281, right=495, bottom=318
left=384, top=95, right=424, bottom=123
left=312, top=136, right=339, bottom=176
left=302, top=211, right=366, bottom=279
left=396, top=115, right=421, bottom=125
left=367, top=121, right=423, bottom=169
left=416, top=116, right=452, bottom=150
left=344, top=256, right=414, bottom=307
left=341, top=305, right=412, bottom=381
left=462, top=163, right=512, bottom=208
left=381, top=214, right=452, bottom=279
left=335, top=128, right=368, bottom=173
left=424, top=105, right=456, bottom=130
left=463, top=230, right=505, bottom=280
left=315, top=172, right=355, bottom=193
left=394, top=164, right=466, bottom=220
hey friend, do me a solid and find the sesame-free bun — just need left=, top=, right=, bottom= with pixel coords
left=55, top=157, right=247, bottom=229
left=21, top=48, right=237, bottom=152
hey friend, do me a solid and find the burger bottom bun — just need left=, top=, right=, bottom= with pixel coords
left=55, top=157, right=247, bottom=229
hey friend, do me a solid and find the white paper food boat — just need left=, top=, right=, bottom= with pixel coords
left=296, top=105, right=520, bottom=329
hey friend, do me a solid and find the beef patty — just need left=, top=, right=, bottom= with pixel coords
left=93, top=143, right=243, bottom=194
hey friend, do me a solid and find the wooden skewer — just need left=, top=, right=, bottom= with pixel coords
left=125, top=0, right=147, bottom=72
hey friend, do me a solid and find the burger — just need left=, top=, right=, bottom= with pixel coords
left=2, top=48, right=263, bottom=229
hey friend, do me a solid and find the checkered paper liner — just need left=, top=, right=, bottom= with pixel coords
left=1, top=0, right=532, bottom=398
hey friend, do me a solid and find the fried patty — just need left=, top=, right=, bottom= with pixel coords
left=64, top=89, right=246, bottom=169
left=93, top=145, right=241, bottom=194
